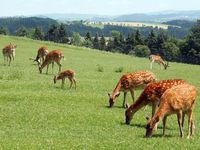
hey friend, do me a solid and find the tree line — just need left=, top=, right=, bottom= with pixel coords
left=0, top=18, right=200, bottom=65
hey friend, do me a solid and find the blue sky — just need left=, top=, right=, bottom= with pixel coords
left=1, top=0, right=200, bottom=17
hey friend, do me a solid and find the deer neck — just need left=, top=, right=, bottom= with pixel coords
left=111, top=81, right=122, bottom=98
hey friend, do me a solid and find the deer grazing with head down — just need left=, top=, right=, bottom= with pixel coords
left=39, top=50, right=64, bottom=74
left=149, top=54, right=169, bottom=70
left=2, top=43, right=17, bottom=66
left=125, top=79, right=187, bottom=125
left=54, top=70, right=76, bottom=89
left=34, top=46, right=49, bottom=65
left=108, top=70, right=156, bottom=108
left=146, top=84, right=197, bottom=139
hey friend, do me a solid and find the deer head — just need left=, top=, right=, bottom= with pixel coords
left=164, top=62, right=169, bottom=70
left=108, top=92, right=120, bottom=107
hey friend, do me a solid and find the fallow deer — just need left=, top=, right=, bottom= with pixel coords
left=2, top=43, right=17, bottom=66
left=149, top=54, right=169, bottom=70
left=39, top=50, right=64, bottom=74
left=54, top=70, right=76, bottom=89
left=34, top=46, right=49, bottom=65
left=125, top=79, right=187, bottom=125
left=108, top=70, right=156, bottom=108
left=146, top=84, right=197, bottom=139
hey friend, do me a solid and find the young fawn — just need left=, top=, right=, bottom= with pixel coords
left=108, top=70, right=156, bottom=108
left=2, top=43, right=17, bottom=66
left=34, top=46, right=49, bottom=65
left=54, top=70, right=76, bottom=89
left=146, top=84, right=197, bottom=139
left=125, top=79, right=186, bottom=125
left=39, top=50, right=64, bottom=74
left=149, top=54, right=169, bottom=70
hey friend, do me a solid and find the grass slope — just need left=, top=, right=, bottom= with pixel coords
left=0, top=35, right=200, bottom=149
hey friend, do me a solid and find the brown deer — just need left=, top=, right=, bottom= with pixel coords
left=2, top=43, right=17, bottom=66
left=149, top=54, right=169, bottom=70
left=39, top=50, right=64, bottom=74
left=125, top=79, right=187, bottom=125
left=54, top=70, right=76, bottom=89
left=108, top=70, right=156, bottom=108
left=34, top=46, right=49, bottom=65
left=146, top=84, right=197, bottom=139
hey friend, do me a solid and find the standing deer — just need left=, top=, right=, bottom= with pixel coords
left=54, top=70, right=76, bottom=89
left=39, top=50, right=64, bottom=74
left=146, top=84, right=197, bottom=139
left=108, top=70, right=156, bottom=108
left=34, top=46, right=49, bottom=65
left=125, top=79, right=187, bottom=125
left=149, top=54, right=169, bottom=70
left=2, top=43, right=17, bottom=66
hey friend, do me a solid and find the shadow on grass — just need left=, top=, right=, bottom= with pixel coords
left=103, top=105, right=125, bottom=109
left=144, top=134, right=174, bottom=138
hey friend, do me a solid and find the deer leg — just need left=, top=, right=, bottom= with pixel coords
left=61, top=78, right=65, bottom=88
left=182, top=112, right=185, bottom=128
left=8, top=55, right=12, bottom=66
left=152, top=103, right=158, bottom=130
left=68, top=78, right=73, bottom=89
left=122, top=92, right=127, bottom=108
left=177, top=111, right=184, bottom=138
left=130, top=89, right=135, bottom=103
left=52, top=62, right=54, bottom=74
left=163, top=116, right=167, bottom=136
left=187, top=110, right=193, bottom=139
left=73, top=78, right=77, bottom=89
left=46, top=64, right=49, bottom=74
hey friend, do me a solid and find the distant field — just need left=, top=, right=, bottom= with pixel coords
left=85, top=21, right=181, bottom=29
left=0, top=35, right=200, bottom=149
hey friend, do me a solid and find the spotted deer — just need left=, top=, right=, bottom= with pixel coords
left=34, top=46, right=49, bottom=65
left=125, top=79, right=187, bottom=125
left=54, top=70, right=76, bottom=89
left=146, top=84, right=197, bottom=139
left=2, top=43, right=17, bottom=66
left=108, top=71, right=156, bottom=108
left=39, top=50, right=64, bottom=74
left=149, top=54, right=169, bottom=70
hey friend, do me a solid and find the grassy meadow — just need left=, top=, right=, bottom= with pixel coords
left=0, top=35, right=200, bottom=149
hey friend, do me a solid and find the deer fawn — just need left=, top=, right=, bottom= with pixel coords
left=54, top=70, right=76, bottom=89
left=108, top=70, right=156, bottom=108
left=39, top=50, right=64, bottom=74
left=34, top=46, right=49, bottom=65
left=125, top=79, right=186, bottom=125
left=2, top=43, right=17, bottom=66
left=146, top=84, right=197, bottom=139
left=149, top=54, right=169, bottom=70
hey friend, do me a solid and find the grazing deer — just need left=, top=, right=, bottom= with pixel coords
left=149, top=54, right=169, bottom=70
left=39, top=50, right=64, bottom=74
left=2, top=43, right=17, bottom=66
left=108, top=70, right=156, bottom=108
left=34, top=46, right=49, bottom=65
left=54, top=70, right=76, bottom=89
left=146, top=84, right=197, bottom=139
left=125, top=79, right=187, bottom=125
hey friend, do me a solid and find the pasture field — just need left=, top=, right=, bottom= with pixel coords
left=85, top=21, right=180, bottom=29
left=0, top=35, right=200, bottom=149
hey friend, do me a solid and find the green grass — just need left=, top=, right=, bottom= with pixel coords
left=0, top=35, right=200, bottom=149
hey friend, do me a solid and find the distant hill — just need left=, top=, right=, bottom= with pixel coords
left=113, top=10, right=200, bottom=22
left=163, top=20, right=195, bottom=28
left=40, top=10, right=200, bottom=22
left=0, top=17, right=58, bottom=34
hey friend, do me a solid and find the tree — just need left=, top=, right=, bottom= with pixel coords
left=46, top=24, right=59, bottom=42
left=58, top=23, right=69, bottom=43
left=180, top=20, right=200, bottom=64
left=0, top=27, right=8, bottom=35
left=85, top=32, right=92, bottom=41
left=15, top=26, right=29, bottom=37
left=146, top=30, right=157, bottom=54
left=33, top=27, right=44, bottom=40
left=162, top=42, right=180, bottom=61
left=156, top=30, right=169, bottom=55
left=93, top=33, right=100, bottom=49
left=135, top=30, right=144, bottom=45
left=71, top=32, right=82, bottom=46
left=99, top=34, right=106, bottom=50
left=131, top=45, right=151, bottom=57
left=124, top=33, right=136, bottom=54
